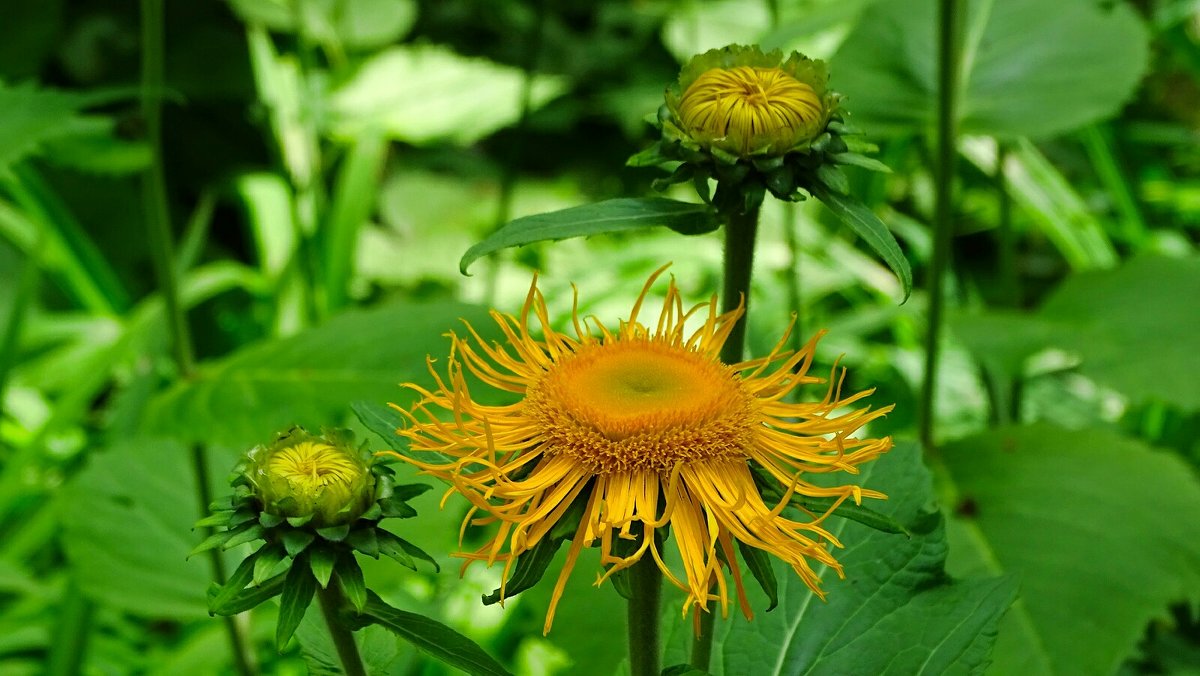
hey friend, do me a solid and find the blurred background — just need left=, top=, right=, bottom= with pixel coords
left=1, top=0, right=1198, bottom=674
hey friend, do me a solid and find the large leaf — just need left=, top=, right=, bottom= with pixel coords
left=329, top=45, right=567, bottom=145
left=833, top=0, right=1149, bottom=138
left=143, top=301, right=492, bottom=448
left=941, top=424, right=1200, bottom=675
left=0, top=82, right=144, bottom=174
left=810, top=183, right=913, bottom=301
left=460, top=198, right=718, bottom=274
left=59, top=438, right=238, bottom=618
left=663, top=442, right=1016, bottom=675
left=1038, top=255, right=1200, bottom=410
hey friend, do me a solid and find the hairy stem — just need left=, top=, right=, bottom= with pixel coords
left=317, top=584, right=368, bottom=676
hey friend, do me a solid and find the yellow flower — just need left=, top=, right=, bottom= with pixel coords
left=247, top=428, right=374, bottom=527
left=678, top=66, right=823, bottom=157
left=387, top=268, right=892, bottom=633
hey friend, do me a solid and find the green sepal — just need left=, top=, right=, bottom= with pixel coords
left=228, top=507, right=258, bottom=527
left=335, top=555, right=367, bottom=613
left=316, top=524, right=351, bottom=541
left=378, top=496, right=418, bottom=519
left=390, top=483, right=432, bottom=501
left=259, top=511, right=284, bottom=528
left=346, top=528, right=380, bottom=558
left=210, top=571, right=287, bottom=616
left=309, top=546, right=337, bottom=588
left=827, top=120, right=861, bottom=136
left=193, top=512, right=231, bottom=529
left=189, top=529, right=234, bottom=558
left=208, top=548, right=262, bottom=615
left=482, top=535, right=562, bottom=605
left=223, top=523, right=266, bottom=550
left=378, top=530, right=439, bottom=572
left=713, top=161, right=749, bottom=185
left=627, top=141, right=671, bottom=167
left=832, top=152, right=893, bottom=173
left=692, top=171, right=712, bottom=204
left=816, top=164, right=849, bottom=195
left=736, top=540, right=779, bottom=612
left=764, top=165, right=796, bottom=199
left=711, top=146, right=741, bottom=166
left=285, top=512, right=313, bottom=528
left=752, top=155, right=785, bottom=172
left=254, top=543, right=288, bottom=585
left=208, top=496, right=236, bottom=511
left=359, top=502, right=383, bottom=522
left=282, top=528, right=317, bottom=557
left=276, top=555, right=318, bottom=650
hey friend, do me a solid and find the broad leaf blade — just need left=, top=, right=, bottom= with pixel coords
left=811, top=184, right=913, bottom=301
left=942, top=424, right=1200, bottom=675
left=459, top=198, right=717, bottom=274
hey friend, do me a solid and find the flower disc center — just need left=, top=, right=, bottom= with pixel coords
left=268, top=441, right=362, bottom=492
left=678, top=66, right=823, bottom=155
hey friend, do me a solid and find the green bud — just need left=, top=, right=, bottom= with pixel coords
left=245, top=428, right=375, bottom=528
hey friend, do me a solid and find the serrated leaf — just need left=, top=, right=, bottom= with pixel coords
left=942, top=424, right=1200, bottom=675
left=350, top=592, right=512, bottom=676
left=335, top=556, right=367, bottom=613
left=810, top=183, right=912, bottom=301
left=664, top=443, right=1016, bottom=675
left=482, top=535, right=563, bottom=606
left=277, top=558, right=318, bottom=650
left=309, top=547, right=337, bottom=588
left=459, top=198, right=718, bottom=274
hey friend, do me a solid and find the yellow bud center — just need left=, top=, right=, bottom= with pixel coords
left=268, top=441, right=363, bottom=496
left=678, top=66, right=823, bottom=155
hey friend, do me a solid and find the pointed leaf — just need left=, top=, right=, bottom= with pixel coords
left=210, top=572, right=287, bottom=616
left=810, top=183, right=912, bottom=301
left=346, top=528, right=380, bottom=558
left=277, top=559, right=318, bottom=650
left=460, top=198, right=717, bottom=274
left=254, top=543, right=288, bottom=585
left=735, top=541, right=778, bottom=612
left=282, top=529, right=317, bottom=558
left=208, top=550, right=261, bottom=615
left=336, top=556, right=367, bottom=613
left=483, top=535, right=563, bottom=605
left=309, top=547, right=337, bottom=588
left=351, top=592, right=512, bottom=676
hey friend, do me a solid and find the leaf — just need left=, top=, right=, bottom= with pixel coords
left=736, top=541, right=778, bottom=612
left=0, top=82, right=136, bottom=173
left=59, top=438, right=239, bottom=618
left=351, top=592, right=512, bottom=676
left=460, top=198, right=718, bottom=274
left=209, top=552, right=261, bottom=615
left=663, top=442, right=1016, bottom=675
left=810, top=183, right=913, bottom=301
left=209, top=572, right=288, bottom=616
left=833, top=0, right=1149, bottom=138
left=329, top=45, right=567, bottom=145
left=1037, top=256, right=1200, bottom=410
left=483, top=535, right=564, bottom=606
left=335, top=556, right=367, bottom=613
left=277, top=559, right=318, bottom=650
left=296, top=611, right=404, bottom=676
left=309, top=547, right=337, bottom=588
left=143, top=301, right=495, bottom=449
left=941, top=424, right=1200, bottom=675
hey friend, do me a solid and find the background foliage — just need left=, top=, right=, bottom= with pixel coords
left=1, top=0, right=1198, bottom=674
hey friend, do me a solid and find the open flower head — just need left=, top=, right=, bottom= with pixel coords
left=246, top=427, right=375, bottom=528
left=664, top=45, right=835, bottom=159
left=387, top=268, right=892, bottom=633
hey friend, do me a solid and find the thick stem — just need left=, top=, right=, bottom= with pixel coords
left=720, top=206, right=763, bottom=364
left=918, top=0, right=961, bottom=452
left=627, top=553, right=663, bottom=676
left=141, top=3, right=253, bottom=673
left=317, top=584, right=368, bottom=676
left=690, top=611, right=715, bottom=672
left=782, top=202, right=805, bottom=358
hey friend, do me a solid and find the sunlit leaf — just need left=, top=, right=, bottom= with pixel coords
left=810, top=184, right=913, bottom=300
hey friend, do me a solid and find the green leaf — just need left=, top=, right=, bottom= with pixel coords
left=831, top=152, right=892, bottom=173
left=209, top=551, right=261, bottom=616
left=663, top=443, right=1016, bottom=675
left=329, top=45, right=567, bottom=145
left=0, top=82, right=135, bottom=173
left=309, top=547, right=337, bottom=588
left=483, top=535, right=564, bottom=606
left=1038, top=256, right=1200, bottom=410
left=296, top=611, right=404, bottom=676
left=254, top=544, right=288, bottom=585
left=351, top=592, right=512, bottom=676
left=459, top=198, right=718, bottom=274
left=941, top=424, right=1200, bottom=675
left=277, top=559, right=318, bottom=650
left=833, top=0, right=1149, bottom=138
left=230, top=0, right=418, bottom=50
left=810, top=184, right=913, bottom=301
left=346, top=528, right=380, bottom=558
left=144, top=301, right=495, bottom=448
left=60, top=438, right=239, bottom=618
left=335, top=556, right=367, bottom=613
left=315, top=524, right=350, bottom=542
left=735, top=541, right=778, bottom=612
left=282, top=530, right=317, bottom=558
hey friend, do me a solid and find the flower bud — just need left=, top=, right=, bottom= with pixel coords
left=245, top=428, right=374, bottom=527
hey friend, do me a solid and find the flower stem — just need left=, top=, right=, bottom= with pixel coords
left=317, top=584, right=368, bottom=676
left=140, top=2, right=253, bottom=673
left=627, top=552, right=663, bottom=676
left=917, top=0, right=961, bottom=451
left=720, top=205, right=763, bottom=364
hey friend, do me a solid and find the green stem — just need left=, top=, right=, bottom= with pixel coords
left=45, top=579, right=93, bottom=676
left=141, top=3, right=253, bottom=674
left=782, top=202, right=805, bottom=358
left=317, top=584, right=368, bottom=676
left=0, top=249, right=39, bottom=410
left=918, top=0, right=961, bottom=452
left=627, top=553, right=662, bottom=676
left=995, top=142, right=1018, bottom=308
left=689, top=205, right=763, bottom=671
